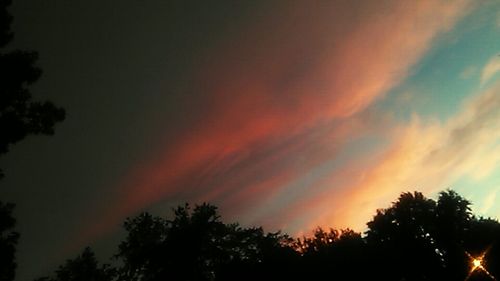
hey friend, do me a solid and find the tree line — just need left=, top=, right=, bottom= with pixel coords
left=0, top=1, right=499, bottom=280
left=25, top=190, right=499, bottom=281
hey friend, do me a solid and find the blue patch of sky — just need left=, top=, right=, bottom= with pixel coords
left=451, top=171, right=500, bottom=220
left=376, top=3, right=500, bottom=123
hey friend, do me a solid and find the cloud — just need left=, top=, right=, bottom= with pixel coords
left=76, top=0, right=473, bottom=243
left=481, top=55, right=500, bottom=85
left=481, top=189, right=498, bottom=214
left=301, top=80, right=500, bottom=232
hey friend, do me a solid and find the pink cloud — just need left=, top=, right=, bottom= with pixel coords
left=78, top=0, right=473, bottom=244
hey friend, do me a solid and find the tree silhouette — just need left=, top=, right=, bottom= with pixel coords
left=0, top=0, right=65, bottom=174
left=36, top=191, right=500, bottom=281
left=33, top=248, right=115, bottom=281
left=0, top=202, right=18, bottom=281
left=0, top=1, right=65, bottom=280
left=365, top=190, right=500, bottom=281
left=294, top=228, right=368, bottom=280
left=366, top=191, right=448, bottom=280
left=115, top=212, right=168, bottom=281
left=434, top=190, right=473, bottom=279
left=116, top=203, right=295, bottom=281
left=215, top=226, right=298, bottom=281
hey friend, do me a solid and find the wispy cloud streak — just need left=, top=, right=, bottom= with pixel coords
left=79, top=0, right=474, bottom=242
left=304, top=80, right=500, bottom=232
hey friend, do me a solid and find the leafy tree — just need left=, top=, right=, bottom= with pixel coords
left=436, top=190, right=473, bottom=238
left=0, top=1, right=65, bottom=280
left=33, top=248, right=115, bottom=281
left=366, top=192, right=444, bottom=280
left=295, top=228, right=368, bottom=280
left=0, top=0, right=13, bottom=48
left=215, top=227, right=298, bottom=281
left=0, top=0, right=65, bottom=174
left=0, top=202, right=18, bottom=281
left=116, top=204, right=231, bottom=281
left=434, top=190, right=473, bottom=279
left=364, top=190, right=500, bottom=281
left=35, top=191, right=500, bottom=281
left=115, top=212, right=168, bottom=281
left=116, top=203, right=295, bottom=281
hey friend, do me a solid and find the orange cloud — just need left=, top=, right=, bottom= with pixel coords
left=481, top=55, right=500, bottom=85
left=78, top=0, right=473, bottom=244
left=302, top=80, right=500, bottom=233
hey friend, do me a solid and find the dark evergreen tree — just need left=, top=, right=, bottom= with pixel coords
left=0, top=1, right=65, bottom=280
left=0, top=0, right=65, bottom=174
left=0, top=202, right=18, bottom=281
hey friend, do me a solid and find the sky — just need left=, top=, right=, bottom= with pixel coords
left=0, top=0, right=499, bottom=280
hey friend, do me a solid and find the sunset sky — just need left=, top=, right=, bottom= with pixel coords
left=1, top=1, right=499, bottom=279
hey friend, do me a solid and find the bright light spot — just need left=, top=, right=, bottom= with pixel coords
left=465, top=248, right=496, bottom=281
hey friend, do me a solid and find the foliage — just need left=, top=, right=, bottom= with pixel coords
left=33, top=248, right=115, bottom=281
left=0, top=202, right=18, bottom=281
left=115, top=203, right=295, bottom=281
left=0, top=1, right=65, bottom=280
left=0, top=0, right=65, bottom=171
left=35, top=190, right=500, bottom=281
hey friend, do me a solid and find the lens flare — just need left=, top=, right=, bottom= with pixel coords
left=465, top=248, right=496, bottom=281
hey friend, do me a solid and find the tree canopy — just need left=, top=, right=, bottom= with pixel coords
left=0, top=202, right=18, bottom=281
left=115, top=203, right=294, bottom=281
left=1, top=1, right=498, bottom=281
left=36, top=190, right=500, bottom=281
left=33, top=248, right=115, bottom=281
left=0, top=1, right=65, bottom=280
left=0, top=0, right=65, bottom=170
